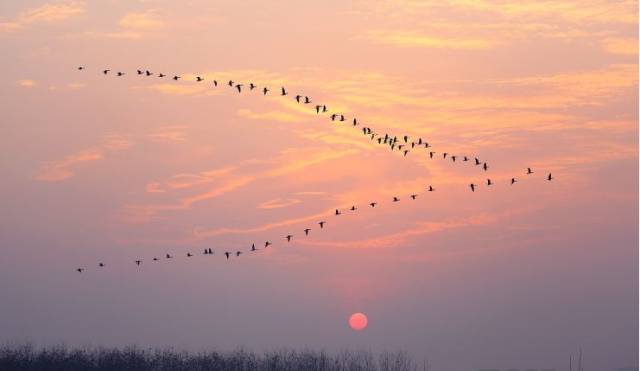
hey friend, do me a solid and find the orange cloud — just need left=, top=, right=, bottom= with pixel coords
left=1, top=1, right=86, bottom=32
left=16, top=79, right=36, bottom=87
left=34, top=134, right=133, bottom=182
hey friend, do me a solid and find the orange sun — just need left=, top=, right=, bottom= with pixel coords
left=348, top=312, right=368, bottom=331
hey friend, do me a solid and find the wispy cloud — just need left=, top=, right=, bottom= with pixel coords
left=16, top=79, right=36, bottom=87
left=0, top=1, right=85, bottom=32
left=34, top=134, right=133, bottom=182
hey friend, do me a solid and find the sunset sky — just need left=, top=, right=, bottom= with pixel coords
left=0, top=1, right=638, bottom=370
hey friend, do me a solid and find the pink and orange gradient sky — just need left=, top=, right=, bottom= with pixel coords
left=1, top=1, right=638, bottom=370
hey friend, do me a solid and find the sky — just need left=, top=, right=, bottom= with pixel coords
left=0, top=1, right=638, bottom=370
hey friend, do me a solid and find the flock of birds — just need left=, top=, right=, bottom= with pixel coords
left=73, top=66, right=554, bottom=273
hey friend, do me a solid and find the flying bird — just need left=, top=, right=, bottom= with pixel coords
left=295, top=95, right=302, bottom=102
left=98, top=263, right=104, bottom=267
left=335, top=209, right=341, bottom=215
left=350, top=205, right=357, bottom=211
left=470, top=183, right=477, bottom=192
left=319, top=221, right=326, bottom=228
left=187, top=253, right=193, bottom=257
left=443, top=153, right=448, bottom=159
left=304, top=228, right=311, bottom=236
left=527, top=167, right=534, bottom=174
left=547, top=173, right=553, bottom=181
left=145, top=70, right=152, bottom=76
left=166, top=254, right=172, bottom=259
left=196, top=76, right=204, bottom=82
left=511, top=178, right=517, bottom=185
left=304, top=96, right=311, bottom=104
left=117, top=72, right=125, bottom=76
left=137, top=69, right=143, bottom=75
left=487, top=179, right=493, bottom=186
left=158, top=73, right=166, bottom=77
left=76, top=268, right=84, bottom=273
left=135, top=260, right=142, bottom=266
left=429, top=152, right=435, bottom=159
left=213, top=80, right=218, bottom=86
left=173, top=75, right=180, bottom=80
left=263, top=87, right=269, bottom=95
left=369, top=202, right=377, bottom=207
left=475, top=158, right=481, bottom=165
left=393, top=197, right=400, bottom=202
left=235, top=84, right=243, bottom=93
left=251, top=243, right=257, bottom=251
left=249, top=83, right=256, bottom=90
left=225, top=252, right=230, bottom=259
left=428, top=185, right=434, bottom=192
left=77, top=66, right=84, bottom=70
left=236, top=251, right=242, bottom=257
left=286, top=235, right=293, bottom=242
left=103, top=69, right=110, bottom=74
left=153, top=257, right=159, bottom=261
left=228, top=80, right=234, bottom=86
left=410, top=194, right=417, bottom=200
left=281, top=87, right=287, bottom=95
left=315, top=105, right=321, bottom=113
left=483, top=163, right=488, bottom=171
left=265, top=241, right=272, bottom=248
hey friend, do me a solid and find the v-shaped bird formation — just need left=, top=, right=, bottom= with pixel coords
left=73, top=66, right=554, bottom=273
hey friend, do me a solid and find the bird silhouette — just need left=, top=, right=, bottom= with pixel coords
left=286, top=235, right=293, bottom=242
left=249, top=83, right=256, bottom=90
left=78, top=66, right=84, bottom=70
left=135, top=260, right=142, bottom=266
left=117, top=72, right=125, bottom=76
left=304, top=96, right=311, bottom=104
left=158, top=73, right=166, bottom=77
left=208, top=248, right=213, bottom=255
left=295, top=95, right=302, bottom=103
left=235, top=84, right=243, bottom=93
left=350, top=205, right=357, bottom=211
left=213, top=80, right=218, bottom=86
left=251, top=243, right=257, bottom=251
left=463, top=156, right=469, bottom=162
left=103, top=69, right=110, bottom=75
left=410, top=194, right=417, bottom=200
left=228, top=80, right=234, bottom=86
left=153, top=257, right=159, bottom=261
left=265, top=241, right=272, bottom=248
left=315, top=105, right=321, bottom=113
left=281, top=87, right=287, bottom=96
left=369, top=202, right=377, bottom=207
left=470, top=183, right=477, bottom=192
left=304, top=228, right=311, bottom=236
left=429, top=152, right=435, bottom=159
left=340, top=115, right=345, bottom=122
left=428, top=185, right=434, bottom=192
left=511, top=178, right=517, bottom=185
left=443, top=153, right=448, bottom=159
left=403, top=150, right=409, bottom=156
left=331, top=114, right=338, bottom=121
left=483, top=163, right=488, bottom=171
left=203, top=248, right=209, bottom=255
left=76, top=268, right=84, bottom=273
left=547, top=173, right=553, bottom=181
left=335, top=209, right=341, bottom=215
left=451, top=155, right=457, bottom=162
left=487, top=179, right=493, bottom=186
left=475, top=158, right=481, bottom=165
left=173, top=75, right=180, bottom=80
left=319, top=221, right=326, bottom=228
left=236, top=251, right=242, bottom=257
left=137, top=69, right=143, bottom=75
left=98, top=263, right=104, bottom=267
left=403, top=135, right=409, bottom=143
left=187, top=253, right=193, bottom=257
left=263, top=87, right=269, bottom=95
left=527, top=167, right=533, bottom=174
left=196, top=76, right=204, bottom=82
left=322, top=105, right=328, bottom=112
left=166, top=254, right=172, bottom=259
left=353, top=118, right=358, bottom=126
left=225, top=252, right=230, bottom=259
left=145, top=70, right=152, bottom=76
left=393, top=197, right=400, bottom=202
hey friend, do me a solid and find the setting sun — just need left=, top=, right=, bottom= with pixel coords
left=348, top=312, right=368, bottom=331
